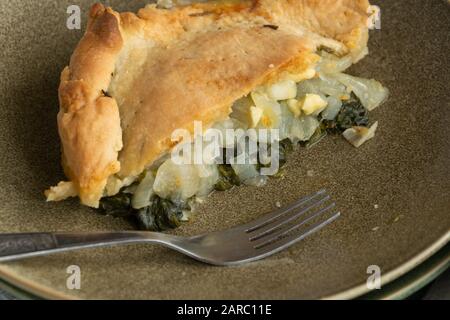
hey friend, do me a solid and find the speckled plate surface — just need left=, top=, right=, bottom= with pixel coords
left=0, top=0, right=448, bottom=300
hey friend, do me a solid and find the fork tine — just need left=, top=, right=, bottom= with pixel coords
left=249, top=197, right=333, bottom=241
left=250, top=201, right=336, bottom=241
left=244, top=189, right=327, bottom=233
left=252, top=202, right=337, bottom=247
left=253, top=212, right=341, bottom=256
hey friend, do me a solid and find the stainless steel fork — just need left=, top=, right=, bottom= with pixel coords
left=0, top=189, right=340, bottom=265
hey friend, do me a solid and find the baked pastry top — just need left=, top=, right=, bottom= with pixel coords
left=47, top=0, right=372, bottom=208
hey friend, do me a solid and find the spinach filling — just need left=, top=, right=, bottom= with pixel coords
left=322, top=93, right=369, bottom=132
left=100, top=193, right=188, bottom=231
left=214, top=164, right=241, bottom=191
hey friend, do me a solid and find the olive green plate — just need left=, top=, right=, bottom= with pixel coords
left=2, top=242, right=448, bottom=300
left=0, top=0, right=449, bottom=300
left=359, top=244, right=449, bottom=300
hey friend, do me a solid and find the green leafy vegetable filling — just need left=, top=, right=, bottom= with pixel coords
left=214, top=164, right=241, bottom=191
left=100, top=193, right=187, bottom=232
left=323, top=93, right=369, bottom=132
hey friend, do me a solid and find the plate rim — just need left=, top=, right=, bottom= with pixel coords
left=0, top=231, right=448, bottom=300
left=359, top=244, right=449, bottom=300
left=324, top=232, right=450, bottom=300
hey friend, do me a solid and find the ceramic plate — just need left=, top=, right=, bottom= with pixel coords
left=0, top=0, right=449, bottom=299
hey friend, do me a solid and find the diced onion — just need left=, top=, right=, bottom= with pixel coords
left=299, top=94, right=328, bottom=116
left=232, top=162, right=260, bottom=184
left=290, top=116, right=320, bottom=141
left=231, top=150, right=261, bottom=185
left=153, top=159, right=200, bottom=201
left=331, top=73, right=389, bottom=111
left=343, top=121, right=379, bottom=148
left=316, top=74, right=348, bottom=98
left=132, top=172, right=155, bottom=209
left=322, top=96, right=343, bottom=120
left=249, top=106, right=263, bottom=128
left=279, top=102, right=295, bottom=140
left=297, top=77, right=346, bottom=99
left=266, top=80, right=297, bottom=101
left=251, top=91, right=282, bottom=129
left=297, top=80, right=321, bottom=97
left=317, top=52, right=353, bottom=74
left=196, top=164, right=219, bottom=197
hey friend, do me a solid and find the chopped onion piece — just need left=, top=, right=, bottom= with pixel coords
left=132, top=172, right=155, bottom=209
left=196, top=165, right=219, bottom=197
left=331, top=73, right=389, bottom=111
left=287, top=99, right=301, bottom=117
left=266, top=79, right=297, bottom=101
left=297, top=77, right=347, bottom=99
left=297, top=80, right=321, bottom=97
left=316, top=74, right=348, bottom=98
left=231, top=150, right=261, bottom=184
left=249, top=106, right=263, bottom=128
left=322, top=96, right=342, bottom=120
left=343, top=121, right=379, bottom=148
left=251, top=91, right=282, bottom=128
left=290, top=116, right=320, bottom=141
left=299, top=94, right=328, bottom=116
left=154, top=160, right=200, bottom=201
left=279, top=101, right=295, bottom=140
left=317, top=52, right=353, bottom=74
left=232, top=162, right=260, bottom=183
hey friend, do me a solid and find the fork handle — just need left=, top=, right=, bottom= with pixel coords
left=0, top=232, right=175, bottom=263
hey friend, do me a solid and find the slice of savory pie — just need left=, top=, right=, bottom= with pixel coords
left=46, top=0, right=388, bottom=230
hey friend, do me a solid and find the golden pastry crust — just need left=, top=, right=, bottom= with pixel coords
left=49, top=4, right=124, bottom=207
left=113, top=28, right=318, bottom=178
left=47, top=0, right=371, bottom=207
left=254, top=0, right=370, bottom=60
